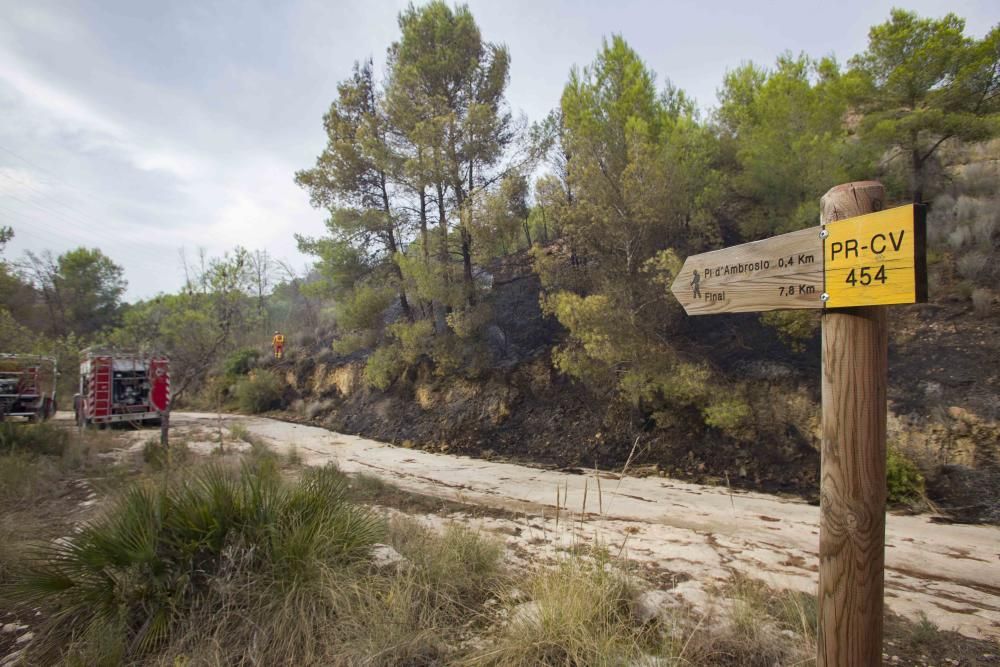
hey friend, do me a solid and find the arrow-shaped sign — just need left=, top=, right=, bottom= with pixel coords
left=670, top=204, right=926, bottom=315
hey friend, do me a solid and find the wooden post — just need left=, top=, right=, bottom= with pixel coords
left=160, top=410, right=170, bottom=447
left=818, top=181, right=887, bottom=666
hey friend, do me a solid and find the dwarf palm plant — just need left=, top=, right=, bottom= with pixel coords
left=11, top=462, right=382, bottom=663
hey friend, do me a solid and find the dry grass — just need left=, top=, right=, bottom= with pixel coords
left=472, top=554, right=648, bottom=666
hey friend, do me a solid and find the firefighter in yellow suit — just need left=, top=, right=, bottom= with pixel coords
left=272, top=331, right=285, bottom=359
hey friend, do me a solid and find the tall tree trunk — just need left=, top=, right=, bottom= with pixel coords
left=461, top=225, right=475, bottom=305
left=436, top=183, right=450, bottom=268
left=910, top=148, right=924, bottom=204
left=434, top=182, right=450, bottom=334
left=460, top=161, right=475, bottom=305
left=523, top=217, right=532, bottom=247
left=381, top=174, right=413, bottom=322
left=419, top=188, right=430, bottom=264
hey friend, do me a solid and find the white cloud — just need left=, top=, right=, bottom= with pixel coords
left=0, top=166, right=49, bottom=199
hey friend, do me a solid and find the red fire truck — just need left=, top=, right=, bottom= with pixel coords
left=74, top=349, right=170, bottom=427
left=0, top=354, right=57, bottom=422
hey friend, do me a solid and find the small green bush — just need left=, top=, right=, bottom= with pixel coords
left=887, top=447, right=925, bottom=504
left=222, top=347, right=261, bottom=377
left=703, top=397, right=753, bottom=440
left=364, top=344, right=405, bottom=390
left=234, top=372, right=283, bottom=413
left=332, top=329, right=378, bottom=355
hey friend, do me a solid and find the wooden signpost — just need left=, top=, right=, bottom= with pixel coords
left=671, top=201, right=926, bottom=314
left=670, top=181, right=927, bottom=667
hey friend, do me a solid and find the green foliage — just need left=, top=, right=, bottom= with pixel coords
left=364, top=344, right=406, bottom=390
left=110, top=249, right=265, bottom=402
left=887, top=447, right=925, bottom=504
left=12, top=463, right=382, bottom=664
left=703, top=398, right=753, bottom=439
left=848, top=9, right=1000, bottom=201
left=396, top=249, right=464, bottom=308
left=222, top=347, right=261, bottom=377
left=759, top=310, right=820, bottom=352
left=0, top=307, right=36, bottom=353
left=333, top=282, right=396, bottom=332
left=476, top=173, right=533, bottom=257
left=332, top=329, right=378, bottom=355
left=22, top=247, right=127, bottom=338
left=718, top=54, right=857, bottom=237
left=234, top=371, right=284, bottom=413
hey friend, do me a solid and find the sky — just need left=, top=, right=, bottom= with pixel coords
left=0, top=0, right=996, bottom=299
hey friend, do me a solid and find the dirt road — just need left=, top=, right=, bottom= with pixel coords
left=167, top=412, right=1000, bottom=641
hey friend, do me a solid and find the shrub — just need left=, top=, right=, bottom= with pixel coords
left=234, top=371, right=283, bottom=413
left=0, top=422, right=69, bottom=457
left=364, top=344, right=405, bottom=390
left=887, top=447, right=925, bottom=504
left=958, top=162, right=998, bottom=197
left=222, top=347, right=261, bottom=377
left=956, top=250, right=988, bottom=281
left=332, top=329, right=377, bottom=355
left=703, top=398, right=753, bottom=439
left=947, top=225, right=972, bottom=251
left=12, top=463, right=383, bottom=664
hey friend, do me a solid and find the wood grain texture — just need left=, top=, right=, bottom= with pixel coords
left=818, top=181, right=888, bottom=667
left=670, top=227, right=824, bottom=314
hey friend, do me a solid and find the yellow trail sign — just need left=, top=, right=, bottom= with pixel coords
left=824, top=204, right=927, bottom=308
left=670, top=204, right=926, bottom=315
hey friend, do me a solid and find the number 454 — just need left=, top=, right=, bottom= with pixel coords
left=845, top=265, right=886, bottom=286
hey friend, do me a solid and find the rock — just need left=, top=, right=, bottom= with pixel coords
left=1, top=624, right=25, bottom=634
left=632, top=589, right=682, bottom=625
left=369, top=544, right=408, bottom=571
left=15, top=632, right=33, bottom=645
left=509, top=601, right=541, bottom=627
left=669, top=581, right=712, bottom=610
